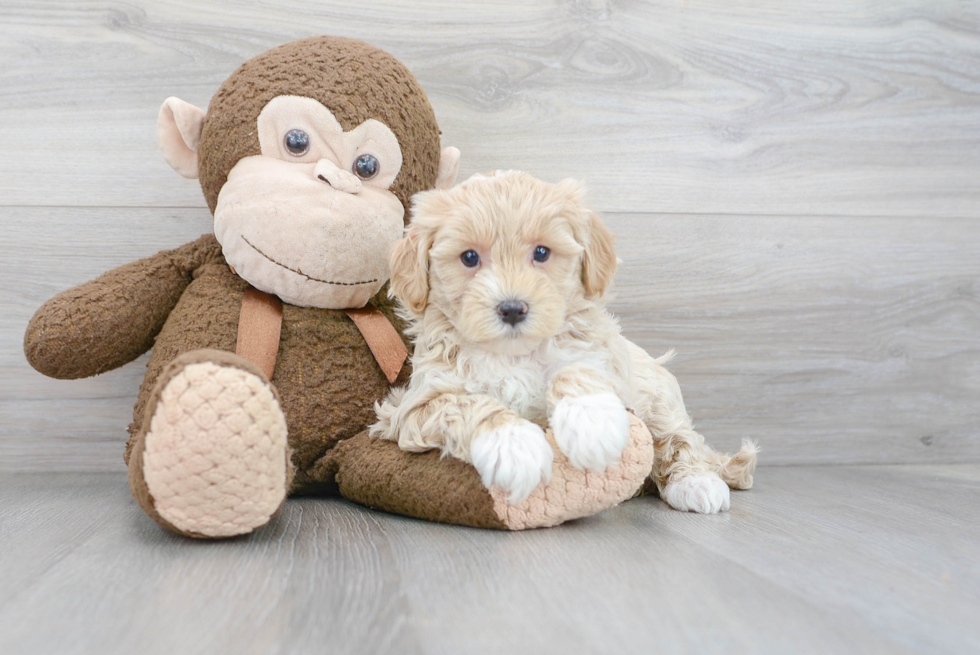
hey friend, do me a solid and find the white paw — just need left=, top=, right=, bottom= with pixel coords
left=663, top=474, right=731, bottom=513
left=551, top=392, right=630, bottom=472
left=470, top=421, right=554, bottom=505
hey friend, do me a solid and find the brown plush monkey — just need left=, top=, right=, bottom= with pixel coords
left=25, top=37, right=652, bottom=538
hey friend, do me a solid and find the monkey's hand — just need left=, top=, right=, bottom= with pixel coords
left=24, top=235, right=218, bottom=379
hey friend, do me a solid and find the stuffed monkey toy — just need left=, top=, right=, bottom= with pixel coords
left=24, top=37, right=654, bottom=538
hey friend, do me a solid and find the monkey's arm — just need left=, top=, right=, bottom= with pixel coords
left=24, top=234, right=220, bottom=379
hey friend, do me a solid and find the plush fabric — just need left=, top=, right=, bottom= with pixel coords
left=25, top=234, right=409, bottom=493
left=198, top=36, right=440, bottom=215
left=213, top=153, right=405, bottom=308
left=158, top=97, right=205, bottom=179
left=24, top=235, right=215, bottom=380
left=330, top=430, right=508, bottom=530
left=489, top=414, right=652, bottom=530
left=126, top=235, right=412, bottom=491
left=127, top=348, right=293, bottom=538
left=256, top=95, right=405, bottom=191
left=333, top=413, right=653, bottom=530
left=136, top=349, right=291, bottom=538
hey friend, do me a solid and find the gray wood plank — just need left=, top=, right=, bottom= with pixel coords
left=646, top=465, right=980, bottom=654
left=4, top=207, right=977, bottom=470
left=0, top=473, right=125, bottom=608
left=608, top=213, right=980, bottom=466
left=0, top=1, right=978, bottom=216
left=2, top=466, right=977, bottom=654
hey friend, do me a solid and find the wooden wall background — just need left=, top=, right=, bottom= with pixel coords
left=1, top=0, right=977, bottom=471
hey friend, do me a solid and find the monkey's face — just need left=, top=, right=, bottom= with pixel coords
left=213, top=96, right=406, bottom=309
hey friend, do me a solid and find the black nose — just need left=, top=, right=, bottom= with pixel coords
left=497, top=300, right=528, bottom=326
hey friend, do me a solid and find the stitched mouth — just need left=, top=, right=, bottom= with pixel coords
left=241, top=235, right=378, bottom=286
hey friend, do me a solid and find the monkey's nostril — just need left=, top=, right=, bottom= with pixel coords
left=316, top=167, right=362, bottom=194
left=497, top=300, right=528, bottom=326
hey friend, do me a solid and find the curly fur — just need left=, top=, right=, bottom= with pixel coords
left=373, top=171, right=757, bottom=511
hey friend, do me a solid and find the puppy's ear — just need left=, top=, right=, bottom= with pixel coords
left=580, top=209, right=618, bottom=298
left=389, top=226, right=432, bottom=313
left=560, top=179, right=618, bottom=298
left=390, top=192, right=442, bottom=313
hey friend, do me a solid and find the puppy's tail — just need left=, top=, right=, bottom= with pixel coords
left=716, top=439, right=759, bottom=490
left=653, top=348, right=676, bottom=367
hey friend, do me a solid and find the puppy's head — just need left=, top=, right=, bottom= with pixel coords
left=390, top=170, right=617, bottom=353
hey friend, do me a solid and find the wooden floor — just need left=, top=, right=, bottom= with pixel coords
left=1, top=465, right=978, bottom=655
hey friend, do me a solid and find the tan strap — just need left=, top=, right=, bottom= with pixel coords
left=234, top=285, right=405, bottom=385
left=345, top=307, right=409, bottom=384
left=236, top=288, right=284, bottom=381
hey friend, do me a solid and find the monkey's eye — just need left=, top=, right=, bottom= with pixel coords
left=460, top=250, right=480, bottom=268
left=283, top=129, right=310, bottom=156
left=533, top=246, right=551, bottom=263
left=353, top=154, right=380, bottom=179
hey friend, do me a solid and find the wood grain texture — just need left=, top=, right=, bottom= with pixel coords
left=0, top=1, right=978, bottom=215
left=2, top=2, right=978, bottom=470
left=607, top=213, right=980, bottom=466
left=4, top=208, right=978, bottom=470
left=0, top=466, right=977, bottom=654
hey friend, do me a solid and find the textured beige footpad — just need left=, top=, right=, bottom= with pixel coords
left=491, top=414, right=654, bottom=530
left=142, top=362, right=289, bottom=537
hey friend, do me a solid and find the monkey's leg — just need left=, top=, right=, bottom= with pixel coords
left=128, top=349, right=292, bottom=538
left=312, top=414, right=653, bottom=530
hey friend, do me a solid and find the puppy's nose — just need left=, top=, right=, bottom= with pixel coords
left=497, top=300, right=528, bottom=326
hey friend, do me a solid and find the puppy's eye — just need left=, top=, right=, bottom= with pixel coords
left=353, top=153, right=380, bottom=179
left=533, top=246, right=551, bottom=263
left=284, top=129, right=310, bottom=156
left=460, top=250, right=481, bottom=268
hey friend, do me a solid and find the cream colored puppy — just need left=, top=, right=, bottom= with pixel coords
left=372, top=171, right=757, bottom=511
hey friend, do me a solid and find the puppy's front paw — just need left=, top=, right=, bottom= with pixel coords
left=471, top=421, right=554, bottom=505
left=663, top=474, right=731, bottom=513
left=551, top=392, right=630, bottom=472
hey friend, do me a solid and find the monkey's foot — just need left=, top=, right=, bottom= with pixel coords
left=129, top=350, right=290, bottom=538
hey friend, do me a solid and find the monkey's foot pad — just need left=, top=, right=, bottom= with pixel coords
left=141, top=360, right=289, bottom=537
left=490, top=413, right=653, bottom=529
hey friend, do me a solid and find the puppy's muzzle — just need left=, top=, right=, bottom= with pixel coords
left=497, top=300, right=528, bottom=326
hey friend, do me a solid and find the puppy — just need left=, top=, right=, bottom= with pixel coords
left=372, top=171, right=757, bottom=511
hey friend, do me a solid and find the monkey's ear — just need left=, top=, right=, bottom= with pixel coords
left=435, top=146, right=460, bottom=190
left=157, top=97, right=206, bottom=179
